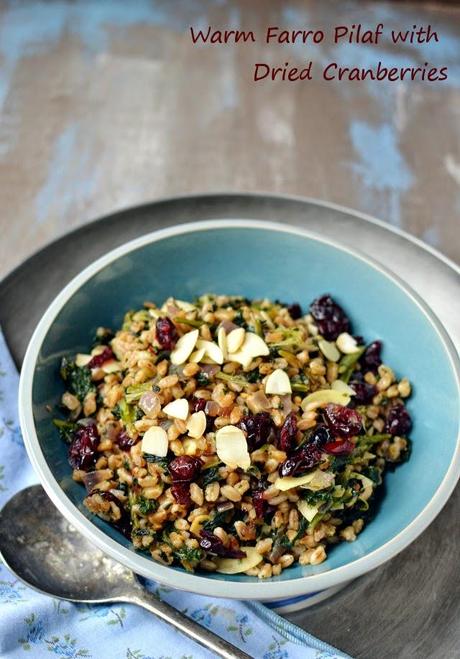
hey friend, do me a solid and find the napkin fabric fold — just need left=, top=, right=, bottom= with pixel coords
left=0, top=329, right=349, bottom=659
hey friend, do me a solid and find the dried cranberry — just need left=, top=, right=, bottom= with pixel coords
left=68, top=423, right=100, bottom=471
left=252, top=488, right=267, bottom=519
left=308, top=425, right=331, bottom=448
left=87, top=347, right=114, bottom=369
left=155, top=317, right=178, bottom=351
left=169, top=455, right=202, bottom=482
left=385, top=403, right=412, bottom=436
left=323, top=404, right=363, bottom=438
left=323, top=439, right=355, bottom=456
left=278, top=412, right=298, bottom=453
left=99, top=491, right=132, bottom=538
left=287, top=303, right=302, bottom=319
left=361, top=341, right=382, bottom=372
left=199, top=531, right=245, bottom=558
left=309, top=294, right=350, bottom=341
left=239, top=412, right=274, bottom=451
left=279, top=444, right=322, bottom=477
left=191, top=397, right=206, bottom=413
left=171, top=482, right=192, bottom=506
left=116, top=430, right=138, bottom=450
left=350, top=373, right=376, bottom=404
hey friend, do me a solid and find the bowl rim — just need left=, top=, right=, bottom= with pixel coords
left=18, top=218, right=460, bottom=599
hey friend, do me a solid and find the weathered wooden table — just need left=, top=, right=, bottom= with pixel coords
left=0, top=0, right=459, bottom=279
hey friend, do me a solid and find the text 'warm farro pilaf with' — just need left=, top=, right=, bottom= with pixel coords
left=54, top=294, right=413, bottom=578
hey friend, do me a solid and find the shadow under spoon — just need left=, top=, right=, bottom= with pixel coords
left=0, top=485, right=250, bottom=659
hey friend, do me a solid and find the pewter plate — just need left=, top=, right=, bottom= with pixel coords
left=1, top=193, right=459, bottom=659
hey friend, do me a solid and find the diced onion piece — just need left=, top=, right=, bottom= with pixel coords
left=318, top=339, right=340, bottom=362
left=331, top=380, right=356, bottom=396
left=175, top=299, right=196, bottom=312
left=215, top=547, right=263, bottom=574
left=170, top=329, right=199, bottom=365
left=75, top=353, right=92, bottom=367
left=226, top=327, right=245, bottom=353
left=102, top=360, right=122, bottom=374
left=163, top=398, right=189, bottom=420
left=301, top=389, right=350, bottom=412
left=336, top=332, right=361, bottom=354
left=216, top=425, right=250, bottom=470
left=141, top=426, right=168, bottom=457
left=297, top=499, right=320, bottom=523
left=275, top=469, right=335, bottom=492
left=186, top=410, right=207, bottom=439
left=229, top=332, right=269, bottom=369
left=197, top=339, right=224, bottom=365
left=217, top=327, right=227, bottom=359
left=265, top=368, right=292, bottom=395
left=189, top=347, right=206, bottom=363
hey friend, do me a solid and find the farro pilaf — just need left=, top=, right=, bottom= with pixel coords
left=55, top=294, right=412, bottom=578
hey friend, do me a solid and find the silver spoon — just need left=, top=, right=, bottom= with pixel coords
left=0, top=485, right=251, bottom=659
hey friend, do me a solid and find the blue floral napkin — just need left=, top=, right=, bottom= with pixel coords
left=0, top=330, right=349, bottom=659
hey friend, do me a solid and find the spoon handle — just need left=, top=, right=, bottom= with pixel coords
left=126, top=589, right=251, bottom=659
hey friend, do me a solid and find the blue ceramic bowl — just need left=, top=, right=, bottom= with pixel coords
left=19, top=220, right=460, bottom=601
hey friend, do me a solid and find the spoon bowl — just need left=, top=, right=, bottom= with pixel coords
left=0, top=485, right=250, bottom=659
left=0, top=485, right=135, bottom=602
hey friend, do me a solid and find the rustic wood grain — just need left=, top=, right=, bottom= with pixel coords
left=0, top=0, right=459, bottom=280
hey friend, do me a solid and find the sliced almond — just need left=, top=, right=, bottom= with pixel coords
left=301, top=388, right=350, bottom=412
left=102, top=360, right=122, bottom=374
left=170, top=329, right=199, bottom=365
left=216, top=425, right=251, bottom=470
left=215, top=547, right=263, bottom=574
left=75, top=353, right=92, bottom=367
left=318, top=339, right=340, bottom=362
left=331, top=380, right=356, bottom=396
left=217, top=326, right=227, bottom=359
left=229, top=332, right=269, bottom=369
left=226, top=327, right=245, bottom=353
left=264, top=368, right=292, bottom=395
left=297, top=499, right=320, bottom=523
left=197, top=339, right=224, bottom=365
left=162, top=398, right=189, bottom=420
left=336, top=332, right=360, bottom=354
left=175, top=299, right=196, bottom=312
left=141, top=425, right=168, bottom=457
left=189, top=347, right=206, bottom=363
left=275, top=469, right=335, bottom=492
left=187, top=410, right=207, bottom=439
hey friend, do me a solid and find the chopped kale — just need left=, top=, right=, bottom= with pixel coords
left=60, top=357, right=95, bottom=402
left=137, top=497, right=158, bottom=515
left=53, top=418, right=77, bottom=443
left=338, top=347, right=365, bottom=383
left=144, top=455, right=169, bottom=471
left=202, top=509, right=232, bottom=532
left=301, top=488, right=334, bottom=507
left=292, top=516, right=308, bottom=543
left=113, top=399, right=138, bottom=425
left=196, top=371, right=210, bottom=387
left=125, top=381, right=154, bottom=404
left=246, top=369, right=262, bottom=383
left=202, top=466, right=221, bottom=486
left=173, top=546, right=204, bottom=564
